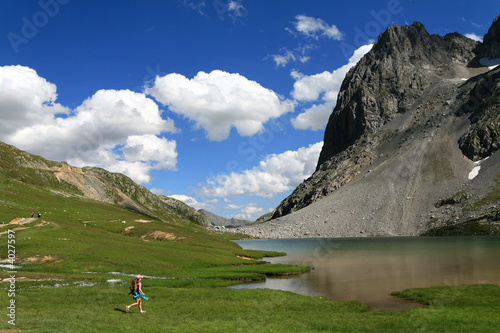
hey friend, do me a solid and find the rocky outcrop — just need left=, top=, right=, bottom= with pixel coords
left=478, top=15, right=500, bottom=60
left=458, top=67, right=500, bottom=160
left=58, top=164, right=209, bottom=226
left=458, top=15, right=500, bottom=161
left=257, top=16, right=500, bottom=237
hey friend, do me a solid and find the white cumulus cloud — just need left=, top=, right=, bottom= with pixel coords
left=200, top=141, right=323, bottom=198
left=0, top=65, right=69, bottom=135
left=291, top=44, right=373, bottom=130
left=234, top=203, right=264, bottom=220
left=146, top=70, right=295, bottom=141
left=0, top=65, right=178, bottom=184
left=271, top=49, right=297, bottom=67
left=465, top=33, right=482, bottom=42
left=121, top=134, right=178, bottom=170
left=293, top=15, right=343, bottom=40
left=107, top=135, right=178, bottom=184
left=170, top=194, right=213, bottom=210
left=269, top=44, right=315, bottom=67
left=227, top=0, right=246, bottom=19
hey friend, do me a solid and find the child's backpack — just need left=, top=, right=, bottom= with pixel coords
left=128, top=283, right=136, bottom=295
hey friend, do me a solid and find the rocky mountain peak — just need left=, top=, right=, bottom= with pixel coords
left=372, top=21, right=430, bottom=56
left=482, top=15, right=500, bottom=58
left=259, top=16, right=500, bottom=236
left=316, top=20, right=478, bottom=168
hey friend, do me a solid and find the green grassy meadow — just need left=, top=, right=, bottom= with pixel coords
left=1, top=172, right=500, bottom=331
left=3, top=281, right=500, bottom=332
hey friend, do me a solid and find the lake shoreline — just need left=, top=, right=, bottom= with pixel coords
left=231, top=236, right=500, bottom=311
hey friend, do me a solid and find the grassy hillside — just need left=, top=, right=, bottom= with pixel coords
left=0, top=141, right=210, bottom=227
left=0, top=183, right=300, bottom=281
left=0, top=141, right=302, bottom=282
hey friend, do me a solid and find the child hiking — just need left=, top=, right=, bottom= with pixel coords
left=126, top=275, right=147, bottom=314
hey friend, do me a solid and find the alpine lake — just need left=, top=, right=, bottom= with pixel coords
left=229, top=236, right=500, bottom=311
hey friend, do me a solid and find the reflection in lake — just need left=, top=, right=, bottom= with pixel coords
left=229, top=236, right=500, bottom=311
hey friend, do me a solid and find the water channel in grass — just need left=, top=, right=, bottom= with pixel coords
left=229, top=236, right=500, bottom=311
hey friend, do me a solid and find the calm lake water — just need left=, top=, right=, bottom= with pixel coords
left=230, top=236, right=500, bottom=311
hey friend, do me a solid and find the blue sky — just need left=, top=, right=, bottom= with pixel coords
left=0, top=1, right=498, bottom=220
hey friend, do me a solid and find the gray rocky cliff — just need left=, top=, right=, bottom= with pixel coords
left=317, top=21, right=477, bottom=168
left=479, top=15, right=500, bottom=59
left=457, top=68, right=500, bottom=160
left=251, top=16, right=500, bottom=237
